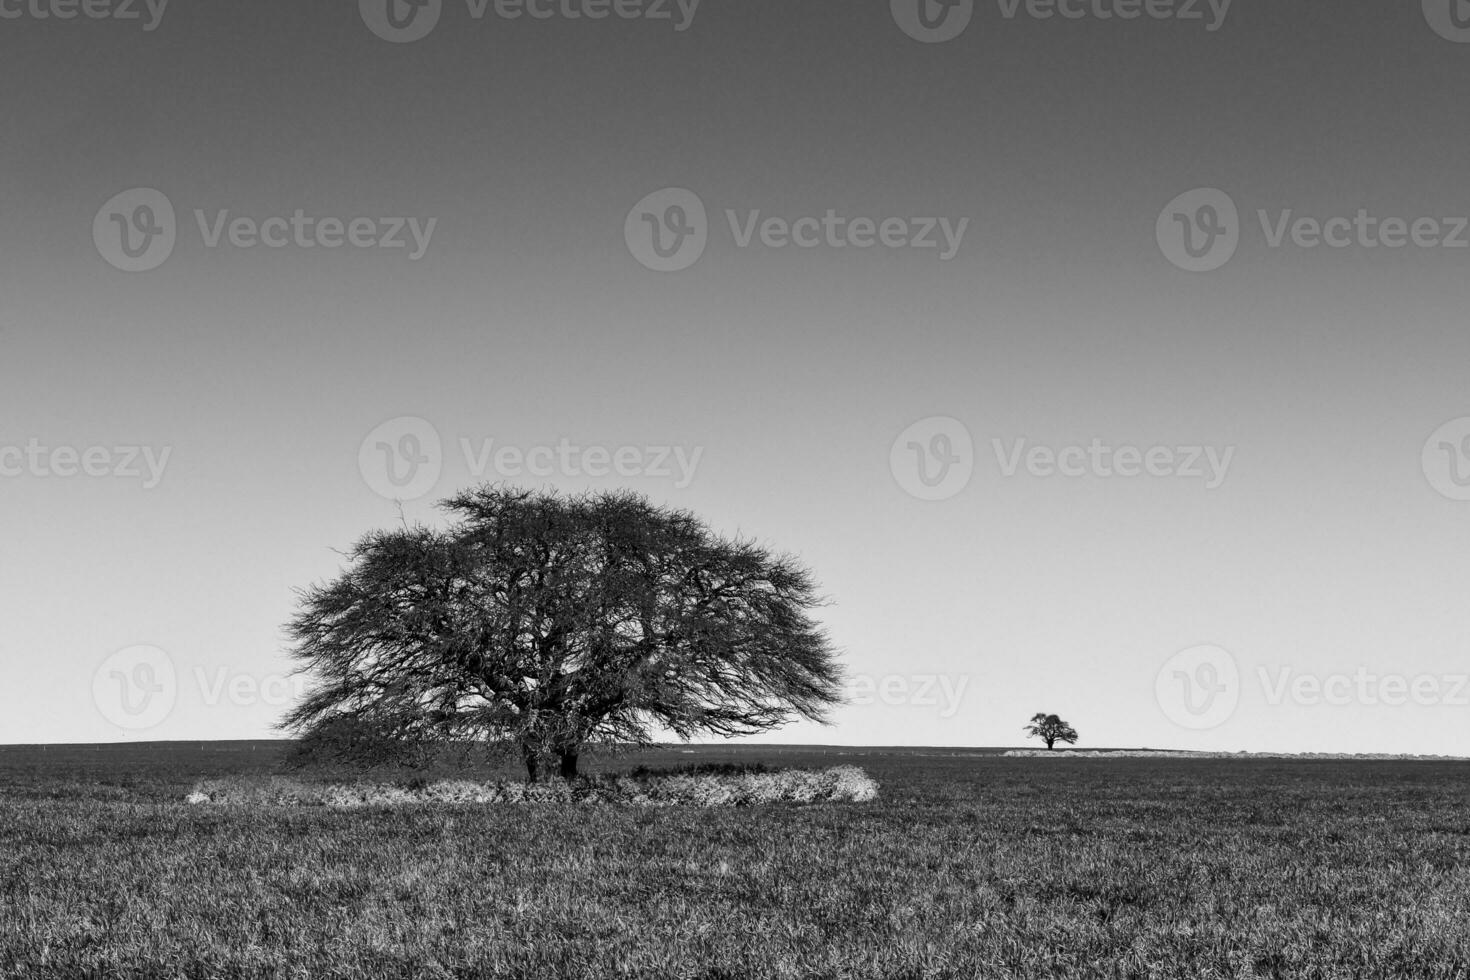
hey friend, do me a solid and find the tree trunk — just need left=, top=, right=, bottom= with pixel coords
left=558, top=750, right=579, bottom=780
left=1045, top=738, right=1055, bottom=750
left=523, top=746, right=541, bottom=783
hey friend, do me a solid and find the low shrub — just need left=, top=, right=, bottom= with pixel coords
left=185, top=765, right=878, bottom=808
left=628, top=761, right=776, bottom=779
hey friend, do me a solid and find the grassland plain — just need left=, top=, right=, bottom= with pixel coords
left=1, top=743, right=1469, bottom=979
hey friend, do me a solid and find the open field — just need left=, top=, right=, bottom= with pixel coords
left=999, top=758, right=1470, bottom=764
left=2, top=744, right=1469, bottom=979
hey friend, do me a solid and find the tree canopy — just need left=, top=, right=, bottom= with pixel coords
left=281, top=486, right=845, bottom=779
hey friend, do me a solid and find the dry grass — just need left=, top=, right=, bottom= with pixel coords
left=185, top=765, right=880, bottom=807
left=1, top=743, right=1468, bottom=978
left=999, top=758, right=1470, bottom=764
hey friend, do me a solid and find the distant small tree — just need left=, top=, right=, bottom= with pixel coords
left=1024, top=712, right=1078, bottom=751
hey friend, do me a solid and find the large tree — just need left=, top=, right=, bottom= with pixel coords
left=280, top=486, right=844, bottom=780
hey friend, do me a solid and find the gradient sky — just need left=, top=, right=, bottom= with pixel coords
left=5, top=1, right=1470, bottom=753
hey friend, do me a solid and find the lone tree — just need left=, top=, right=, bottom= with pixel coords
left=280, top=485, right=844, bottom=781
left=1024, top=712, right=1079, bottom=751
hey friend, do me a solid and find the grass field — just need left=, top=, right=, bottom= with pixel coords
left=2, top=743, right=1469, bottom=979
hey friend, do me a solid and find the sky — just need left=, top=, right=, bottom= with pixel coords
left=5, top=1, right=1470, bottom=754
